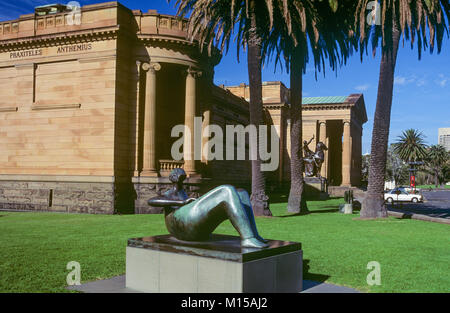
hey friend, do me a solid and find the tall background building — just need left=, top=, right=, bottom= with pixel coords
left=438, top=128, right=450, bottom=151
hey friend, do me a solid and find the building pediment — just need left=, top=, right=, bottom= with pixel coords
left=302, top=94, right=368, bottom=125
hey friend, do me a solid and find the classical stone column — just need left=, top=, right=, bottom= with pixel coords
left=319, top=121, right=328, bottom=179
left=134, top=61, right=143, bottom=176
left=140, top=62, right=161, bottom=177
left=184, top=67, right=202, bottom=176
left=201, top=107, right=211, bottom=164
left=342, top=120, right=352, bottom=186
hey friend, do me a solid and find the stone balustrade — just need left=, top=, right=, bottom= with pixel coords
left=152, top=14, right=188, bottom=32
left=159, top=160, right=185, bottom=173
left=0, top=22, right=18, bottom=35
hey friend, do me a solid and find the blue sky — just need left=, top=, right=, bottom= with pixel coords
left=1, top=0, right=449, bottom=153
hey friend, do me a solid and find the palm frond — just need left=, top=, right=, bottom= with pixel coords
left=393, top=129, right=428, bottom=162
left=354, top=0, right=449, bottom=58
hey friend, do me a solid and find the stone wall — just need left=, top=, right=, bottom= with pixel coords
left=133, top=180, right=206, bottom=214
left=134, top=183, right=168, bottom=214
left=0, top=181, right=115, bottom=214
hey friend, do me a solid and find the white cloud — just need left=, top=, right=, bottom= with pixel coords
left=394, top=75, right=429, bottom=87
left=394, top=75, right=416, bottom=86
left=436, top=75, right=448, bottom=87
left=355, top=84, right=370, bottom=91
left=394, top=76, right=407, bottom=85
left=416, top=78, right=427, bottom=87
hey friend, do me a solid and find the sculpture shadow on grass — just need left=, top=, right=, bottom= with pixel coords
left=303, top=259, right=330, bottom=285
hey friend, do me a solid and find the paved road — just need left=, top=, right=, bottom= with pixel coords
left=388, top=190, right=450, bottom=220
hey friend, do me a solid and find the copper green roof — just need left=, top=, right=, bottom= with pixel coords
left=302, top=96, right=348, bottom=105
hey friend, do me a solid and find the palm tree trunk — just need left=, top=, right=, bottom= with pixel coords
left=361, top=24, right=401, bottom=219
left=247, top=0, right=271, bottom=217
left=287, top=50, right=308, bottom=214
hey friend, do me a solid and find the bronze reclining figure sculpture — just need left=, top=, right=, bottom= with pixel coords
left=147, top=168, right=269, bottom=249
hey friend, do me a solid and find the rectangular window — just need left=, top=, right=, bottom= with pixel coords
left=0, top=66, right=16, bottom=109
left=34, top=60, right=80, bottom=106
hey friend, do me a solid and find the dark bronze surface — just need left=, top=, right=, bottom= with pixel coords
left=147, top=168, right=269, bottom=249
left=128, top=234, right=302, bottom=263
left=303, top=137, right=328, bottom=178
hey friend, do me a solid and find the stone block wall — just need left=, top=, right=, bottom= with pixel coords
left=133, top=179, right=210, bottom=214
left=134, top=183, right=168, bottom=214
left=0, top=178, right=246, bottom=215
left=0, top=181, right=115, bottom=214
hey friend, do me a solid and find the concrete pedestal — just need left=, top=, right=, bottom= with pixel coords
left=339, top=203, right=354, bottom=214
left=304, top=177, right=329, bottom=200
left=126, top=234, right=303, bottom=293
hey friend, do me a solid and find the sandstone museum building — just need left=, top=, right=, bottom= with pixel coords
left=0, top=2, right=367, bottom=214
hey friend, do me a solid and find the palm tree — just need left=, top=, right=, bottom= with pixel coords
left=262, top=1, right=355, bottom=214
left=426, top=145, right=448, bottom=187
left=356, top=0, right=449, bottom=219
left=393, top=129, right=428, bottom=162
left=172, top=0, right=273, bottom=216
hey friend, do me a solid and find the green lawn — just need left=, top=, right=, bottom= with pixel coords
left=416, top=185, right=450, bottom=190
left=0, top=198, right=449, bottom=293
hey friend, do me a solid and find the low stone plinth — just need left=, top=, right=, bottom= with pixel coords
left=126, top=234, right=303, bottom=293
left=304, top=177, right=329, bottom=200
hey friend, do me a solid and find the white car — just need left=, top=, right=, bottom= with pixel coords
left=384, top=190, right=423, bottom=204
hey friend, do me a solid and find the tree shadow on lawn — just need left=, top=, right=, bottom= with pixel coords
left=278, top=207, right=340, bottom=218
left=269, top=193, right=289, bottom=204
left=389, top=203, right=450, bottom=219
left=269, top=193, right=343, bottom=205
left=303, top=259, right=330, bottom=285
